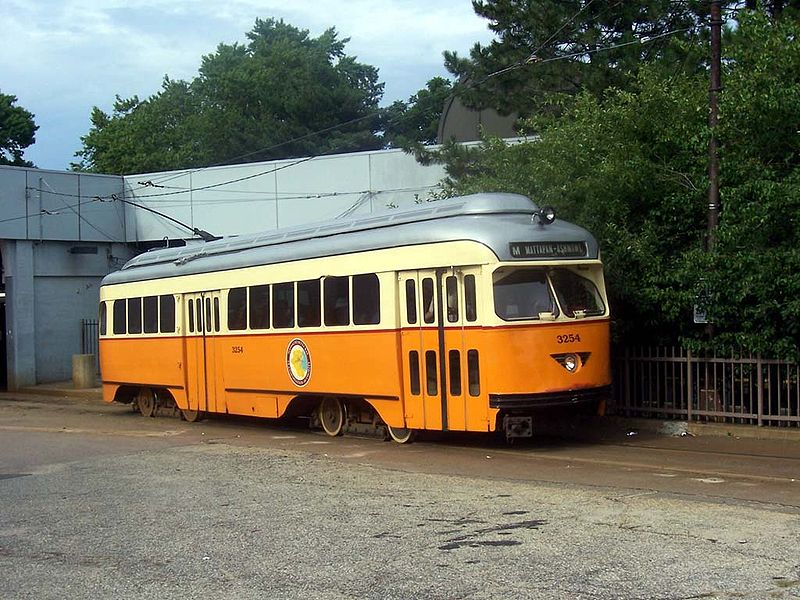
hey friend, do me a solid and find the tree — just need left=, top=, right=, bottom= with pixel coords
left=74, top=19, right=385, bottom=174
left=444, top=0, right=714, bottom=117
left=382, top=77, right=453, bottom=147
left=428, top=10, right=800, bottom=357
left=0, top=92, right=38, bottom=167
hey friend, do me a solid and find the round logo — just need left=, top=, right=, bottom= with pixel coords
left=286, top=338, right=311, bottom=387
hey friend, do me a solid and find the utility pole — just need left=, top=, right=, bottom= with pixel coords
left=706, top=0, right=722, bottom=252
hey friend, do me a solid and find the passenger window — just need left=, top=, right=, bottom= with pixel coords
left=214, top=297, right=220, bottom=332
left=273, top=283, right=295, bottom=328
left=159, top=295, right=175, bottom=333
left=464, top=275, right=477, bottom=322
left=422, top=277, right=435, bottom=324
left=298, top=279, right=321, bottom=327
left=324, top=276, right=350, bottom=326
left=228, top=288, right=247, bottom=331
left=353, top=274, right=380, bottom=325
left=128, top=297, right=142, bottom=334
left=468, top=350, right=481, bottom=396
left=449, top=350, right=462, bottom=396
left=143, top=296, right=158, bottom=334
left=113, top=300, right=126, bottom=335
left=405, top=280, right=417, bottom=324
left=249, top=285, right=270, bottom=330
left=99, top=302, right=107, bottom=336
left=425, top=350, right=438, bottom=395
left=188, top=299, right=195, bottom=333
left=409, top=350, right=421, bottom=395
left=446, top=276, right=459, bottom=323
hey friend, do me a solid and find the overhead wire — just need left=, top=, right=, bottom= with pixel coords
left=26, top=16, right=699, bottom=234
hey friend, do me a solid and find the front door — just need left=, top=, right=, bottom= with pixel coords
left=399, top=268, right=484, bottom=432
left=399, top=270, right=446, bottom=431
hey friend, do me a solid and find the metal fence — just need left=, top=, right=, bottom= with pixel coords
left=80, top=319, right=100, bottom=373
left=613, top=347, right=799, bottom=427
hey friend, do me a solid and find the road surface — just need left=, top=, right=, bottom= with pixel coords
left=1, top=393, right=799, bottom=599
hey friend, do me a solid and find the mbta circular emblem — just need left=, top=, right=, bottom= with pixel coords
left=286, top=338, right=312, bottom=387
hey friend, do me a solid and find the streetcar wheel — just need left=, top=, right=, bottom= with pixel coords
left=181, top=408, right=203, bottom=423
left=386, top=425, right=415, bottom=444
left=136, top=388, right=156, bottom=418
left=319, top=397, right=345, bottom=436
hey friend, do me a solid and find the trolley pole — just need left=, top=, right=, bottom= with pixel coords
left=706, top=0, right=722, bottom=252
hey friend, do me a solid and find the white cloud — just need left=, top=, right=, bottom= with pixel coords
left=0, top=0, right=494, bottom=169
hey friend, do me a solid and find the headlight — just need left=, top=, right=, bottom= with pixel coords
left=551, top=352, right=589, bottom=372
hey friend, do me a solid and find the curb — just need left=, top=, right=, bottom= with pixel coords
left=600, top=416, right=800, bottom=442
left=14, top=386, right=102, bottom=402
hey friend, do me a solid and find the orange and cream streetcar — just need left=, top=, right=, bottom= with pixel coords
left=99, top=193, right=611, bottom=442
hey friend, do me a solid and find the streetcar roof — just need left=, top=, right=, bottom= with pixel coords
left=102, top=192, right=599, bottom=285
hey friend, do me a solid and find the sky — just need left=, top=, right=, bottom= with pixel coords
left=1, top=0, right=496, bottom=171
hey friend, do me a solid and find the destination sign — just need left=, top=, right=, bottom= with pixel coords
left=509, top=241, right=587, bottom=259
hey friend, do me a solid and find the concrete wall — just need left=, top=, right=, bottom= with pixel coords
left=2, top=239, right=135, bottom=387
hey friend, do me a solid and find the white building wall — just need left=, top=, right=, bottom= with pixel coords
left=124, top=147, right=446, bottom=242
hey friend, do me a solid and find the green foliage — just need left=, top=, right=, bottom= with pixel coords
left=382, top=77, right=453, bottom=147
left=74, top=19, right=385, bottom=174
left=446, top=0, right=712, bottom=116
left=430, top=10, right=800, bottom=357
left=0, top=92, right=38, bottom=167
left=691, top=10, right=800, bottom=357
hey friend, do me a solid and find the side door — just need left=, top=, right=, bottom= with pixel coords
left=201, top=291, right=222, bottom=414
left=440, top=268, right=486, bottom=431
left=183, top=291, right=222, bottom=415
left=441, top=271, right=467, bottom=431
left=399, top=269, right=446, bottom=431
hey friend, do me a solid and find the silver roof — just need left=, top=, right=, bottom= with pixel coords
left=102, top=193, right=599, bottom=285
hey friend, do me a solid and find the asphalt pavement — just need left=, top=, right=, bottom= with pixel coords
left=1, top=384, right=799, bottom=599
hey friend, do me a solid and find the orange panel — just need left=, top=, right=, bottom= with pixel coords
left=478, top=320, right=611, bottom=395
left=100, top=337, right=186, bottom=404
left=100, top=319, right=610, bottom=433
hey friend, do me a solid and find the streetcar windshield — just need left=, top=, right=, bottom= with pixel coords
left=549, top=268, right=605, bottom=318
left=493, top=267, right=605, bottom=321
left=493, top=268, right=558, bottom=320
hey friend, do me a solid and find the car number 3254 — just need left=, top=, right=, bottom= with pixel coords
left=556, top=333, right=581, bottom=344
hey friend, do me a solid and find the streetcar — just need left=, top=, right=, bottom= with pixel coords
left=98, top=192, right=611, bottom=442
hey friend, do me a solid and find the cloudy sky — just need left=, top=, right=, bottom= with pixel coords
left=1, top=0, right=495, bottom=171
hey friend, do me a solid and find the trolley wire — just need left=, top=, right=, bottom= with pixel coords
left=20, top=23, right=697, bottom=234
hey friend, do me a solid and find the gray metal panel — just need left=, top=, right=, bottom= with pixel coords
left=0, top=167, right=28, bottom=239
left=77, top=174, right=126, bottom=242
left=103, top=193, right=599, bottom=286
left=29, top=171, right=80, bottom=240
left=0, top=166, right=125, bottom=243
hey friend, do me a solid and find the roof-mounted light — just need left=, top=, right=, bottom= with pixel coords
left=533, top=206, right=556, bottom=226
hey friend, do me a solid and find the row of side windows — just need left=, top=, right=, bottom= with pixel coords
left=227, top=274, right=381, bottom=331
left=405, top=274, right=478, bottom=325
left=102, top=295, right=176, bottom=336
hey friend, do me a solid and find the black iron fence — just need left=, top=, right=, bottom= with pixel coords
left=613, top=347, right=799, bottom=427
left=80, top=319, right=100, bottom=373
